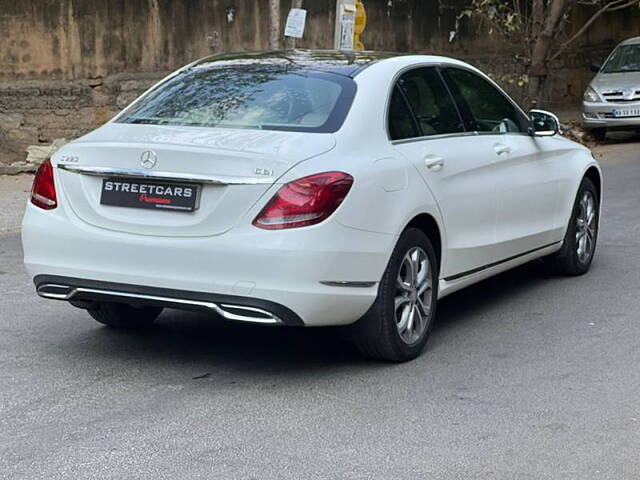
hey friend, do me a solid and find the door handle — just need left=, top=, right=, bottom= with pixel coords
left=424, top=155, right=444, bottom=171
left=493, top=143, right=511, bottom=156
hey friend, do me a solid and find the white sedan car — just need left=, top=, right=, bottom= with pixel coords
left=23, top=51, right=601, bottom=362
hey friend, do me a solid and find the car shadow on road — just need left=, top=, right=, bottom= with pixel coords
left=434, top=259, right=556, bottom=333
left=60, top=259, right=561, bottom=373
left=603, top=130, right=640, bottom=145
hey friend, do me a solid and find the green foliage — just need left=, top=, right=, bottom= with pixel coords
left=458, top=0, right=523, bottom=36
left=458, top=0, right=640, bottom=104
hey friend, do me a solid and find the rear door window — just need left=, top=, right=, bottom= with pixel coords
left=397, top=67, right=464, bottom=136
left=388, top=86, right=420, bottom=140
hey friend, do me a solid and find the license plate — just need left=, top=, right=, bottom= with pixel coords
left=612, top=108, right=640, bottom=118
left=100, top=178, right=200, bottom=212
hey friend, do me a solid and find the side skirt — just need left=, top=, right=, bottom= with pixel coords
left=437, top=241, right=562, bottom=299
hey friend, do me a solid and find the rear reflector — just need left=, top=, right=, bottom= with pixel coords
left=253, top=171, right=353, bottom=230
left=30, top=159, right=57, bottom=210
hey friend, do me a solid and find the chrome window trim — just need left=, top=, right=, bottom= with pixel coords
left=390, top=130, right=532, bottom=146
left=57, top=164, right=274, bottom=185
left=391, top=131, right=476, bottom=145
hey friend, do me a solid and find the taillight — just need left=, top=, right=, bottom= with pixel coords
left=30, top=159, right=57, bottom=210
left=253, top=171, right=353, bottom=230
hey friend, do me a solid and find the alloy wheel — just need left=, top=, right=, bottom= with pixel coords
left=395, top=247, right=433, bottom=345
left=575, top=190, right=596, bottom=264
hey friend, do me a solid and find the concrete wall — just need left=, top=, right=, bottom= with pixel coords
left=1, top=0, right=639, bottom=168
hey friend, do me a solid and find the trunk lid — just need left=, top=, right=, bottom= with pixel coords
left=54, top=124, right=336, bottom=237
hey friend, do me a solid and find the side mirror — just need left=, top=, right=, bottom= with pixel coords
left=590, top=63, right=601, bottom=73
left=529, top=109, right=560, bottom=137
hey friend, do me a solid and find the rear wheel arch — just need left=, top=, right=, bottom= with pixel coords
left=404, top=213, right=442, bottom=276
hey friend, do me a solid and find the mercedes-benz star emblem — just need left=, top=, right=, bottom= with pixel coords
left=140, top=150, right=157, bottom=169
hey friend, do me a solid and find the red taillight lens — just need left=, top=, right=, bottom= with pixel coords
left=30, top=159, right=57, bottom=210
left=253, top=171, right=353, bottom=230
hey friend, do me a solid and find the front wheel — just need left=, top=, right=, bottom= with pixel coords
left=353, top=228, right=439, bottom=362
left=88, top=302, right=163, bottom=329
left=548, top=177, right=599, bottom=275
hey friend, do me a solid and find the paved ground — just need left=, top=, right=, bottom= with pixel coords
left=1, top=138, right=640, bottom=479
left=0, top=174, right=32, bottom=233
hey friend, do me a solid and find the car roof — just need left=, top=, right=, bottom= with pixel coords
left=619, top=37, right=640, bottom=46
left=189, top=49, right=411, bottom=77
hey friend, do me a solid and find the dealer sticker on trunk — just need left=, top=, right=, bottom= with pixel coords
left=100, top=178, right=200, bottom=212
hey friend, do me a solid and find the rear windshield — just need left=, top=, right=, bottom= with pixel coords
left=602, top=44, right=640, bottom=73
left=117, top=65, right=356, bottom=133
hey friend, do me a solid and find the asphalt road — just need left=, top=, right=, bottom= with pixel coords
left=2, top=141, right=640, bottom=480
left=0, top=174, right=31, bottom=233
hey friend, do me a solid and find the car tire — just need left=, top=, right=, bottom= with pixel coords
left=88, top=302, right=163, bottom=329
left=353, top=228, right=439, bottom=362
left=548, top=177, right=599, bottom=276
left=588, top=128, right=606, bottom=141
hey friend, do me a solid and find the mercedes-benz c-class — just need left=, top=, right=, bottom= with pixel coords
left=23, top=50, right=601, bottom=362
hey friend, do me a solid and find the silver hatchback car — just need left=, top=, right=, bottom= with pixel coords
left=583, top=37, right=640, bottom=139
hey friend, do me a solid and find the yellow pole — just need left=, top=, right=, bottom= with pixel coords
left=354, top=0, right=367, bottom=50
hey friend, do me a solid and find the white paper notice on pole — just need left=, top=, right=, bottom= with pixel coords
left=339, top=4, right=356, bottom=50
left=285, top=8, right=307, bottom=38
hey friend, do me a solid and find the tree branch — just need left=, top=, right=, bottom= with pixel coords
left=549, top=0, right=640, bottom=63
left=530, top=0, right=545, bottom=50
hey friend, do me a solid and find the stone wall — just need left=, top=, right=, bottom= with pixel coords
left=0, top=73, right=163, bottom=171
left=1, top=0, right=639, bottom=169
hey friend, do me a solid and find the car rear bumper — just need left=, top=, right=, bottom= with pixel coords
left=582, top=101, right=640, bottom=129
left=22, top=203, right=395, bottom=327
left=35, top=275, right=305, bottom=325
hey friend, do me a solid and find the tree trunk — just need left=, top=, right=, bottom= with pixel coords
left=269, top=0, right=281, bottom=50
left=525, top=0, right=569, bottom=108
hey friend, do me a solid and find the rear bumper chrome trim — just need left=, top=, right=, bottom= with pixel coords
left=37, top=285, right=280, bottom=324
left=57, top=164, right=274, bottom=185
left=34, top=275, right=305, bottom=326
